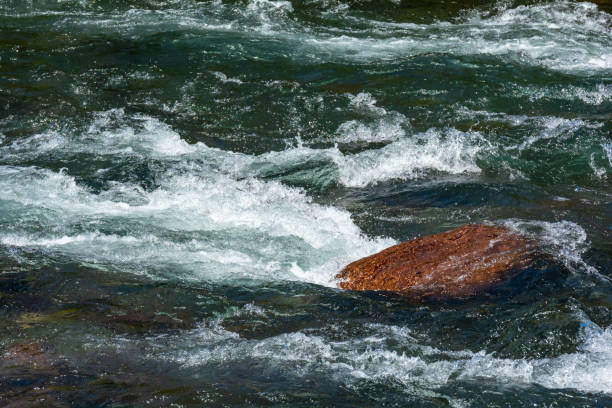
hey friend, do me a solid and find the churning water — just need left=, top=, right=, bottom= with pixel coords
left=0, top=0, right=611, bottom=406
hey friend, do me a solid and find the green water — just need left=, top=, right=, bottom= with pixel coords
left=1, top=0, right=611, bottom=406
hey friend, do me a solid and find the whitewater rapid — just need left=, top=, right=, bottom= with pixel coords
left=0, top=104, right=604, bottom=286
left=1, top=0, right=611, bottom=403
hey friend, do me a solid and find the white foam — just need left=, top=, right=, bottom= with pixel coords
left=5, top=1, right=610, bottom=73
left=0, top=131, right=67, bottom=160
left=247, top=0, right=293, bottom=13
left=147, top=316, right=612, bottom=395
left=512, top=83, right=612, bottom=105
left=517, top=116, right=601, bottom=151
left=334, top=128, right=486, bottom=187
left=294, top=1, right=612, bottom=71
left=444, top=108, right=607, bottom=180
left=0, top=109, right=202, bottom=161
left=0, top=107, right=489, bottom=187
left=569, top=84, right=612, bottom=105
left=590, top=152, right=608, bottom=179
left=0, top=163, right=392, bottom=285
left=0, top=109, right=604, bottom=286
left=502, top=220, right=604, bottom=279
left=247, top=125, right=488, bottom=187
left=211, top=71, right=244, bottom=84
left=85, top=109, right=198, bottom=157
left=0, top=110, right=394, bottom=284
left=346, top=92, right=387, bottom=116
left=458, top=328, right=612, bottom=393
left=335, top=119, right=404, bottom=143
left=334, top=93, right=409, bottom=143
left=603, top=143, right=612, bottom=166
left=326, top=108, right=604, bottom=186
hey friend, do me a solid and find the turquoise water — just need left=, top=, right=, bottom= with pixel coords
left=1, top=0, right=611, bottom=406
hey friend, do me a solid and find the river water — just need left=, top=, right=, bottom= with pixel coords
left=1, top=0, right=611, bottom=406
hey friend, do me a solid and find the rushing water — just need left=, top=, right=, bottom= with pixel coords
left=1, top=0, right=611, bottom=406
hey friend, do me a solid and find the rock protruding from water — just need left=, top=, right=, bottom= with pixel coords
left=337, top=224, right=539, bottom=299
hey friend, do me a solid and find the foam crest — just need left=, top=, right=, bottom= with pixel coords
left=0, top=230, right=263, bottom=281
left=603, top=143, right=612, bottom=166
left=334, top=93, right=409, bottom=143
left=299, top=1, right=612, bottom=71
left=453, top=106, right=603, bottom=133
left=0, top=165, right=392, bottom=286
left=503, top=220, right=603, bottom=278
left=569, top=84, right=612, bottom=105
left=0, top=109, right=242, bottom=171
left=476, top=1, right=610, bottom=33
left=5, top=0, right=610, bottom=72
left=84, top=109, right=198, bottom=157
left=334, top=128, right=486, bottom=187
left=0, top=109, right=194, bottom=161
left=248, top=127, right=486, bottom=187
left=590, top=152, right=609, bottom=180
left=0, top=109, right=604, bottom=286
left=211, top=71, right=244, bottom=84
left=458, top=328, right=612, bottom=393
left=335, top=119, right=403, bottom=143
left=346, top=92, right=387, bottom=116
left=517, top=116, right=601, bottom=151
left=151, top=318, right=612, bottom=395
left=512, top=83, right=612, bottom=105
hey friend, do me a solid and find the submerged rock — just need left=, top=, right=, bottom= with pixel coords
left=4, top=342, right=49, bottom=368
left=337, top=224, right=539, bottom=299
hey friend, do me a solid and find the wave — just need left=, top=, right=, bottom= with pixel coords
left=2, top=1, right=610, bottom=73
left=0, top=155, right=392, bottom=286
left=102, top=310, right=612, bottom=396
left=2, top=104, right=608, bottom=186
left=0, top=108, right=606, bottom=286
left=503, top=219, right=605, bottom=280
left=0, top=107, right=487, bottom=187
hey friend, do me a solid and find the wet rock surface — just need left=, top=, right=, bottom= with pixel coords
left=337, top=224, right=540, bottom=299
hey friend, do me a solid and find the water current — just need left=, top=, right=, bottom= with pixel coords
left=1, top=0, right=611, bottom=406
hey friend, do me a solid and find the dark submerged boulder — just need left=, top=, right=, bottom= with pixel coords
left=337, top=224, right=540, bottom=299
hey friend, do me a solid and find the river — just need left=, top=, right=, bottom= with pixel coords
left=1, top=0, right=611, bottom=406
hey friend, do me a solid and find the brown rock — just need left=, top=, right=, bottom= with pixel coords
left=337, top=224, right=539, bottom=299
left=3, top=342, right=54, bottom=370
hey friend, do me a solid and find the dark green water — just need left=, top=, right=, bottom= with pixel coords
left=1, top=0, right=611, bottom=406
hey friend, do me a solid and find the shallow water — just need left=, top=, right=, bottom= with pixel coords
left=0, top=0, right=611, bottom=406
